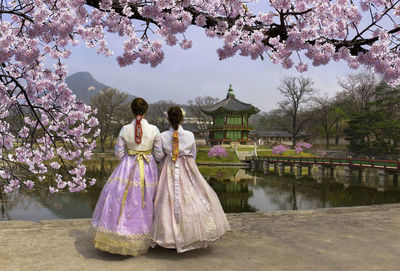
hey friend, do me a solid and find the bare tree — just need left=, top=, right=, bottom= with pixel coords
left=312, top=93, right=347, bottom=149
left=90, top=88, right=131, bottom=152
left=187, top=96, right=219, bottom=145
left=278, top=76, right=316, bottom=146
left=338, top=72, right=380, bottom=114
left=146, top=100, right=175, bottom=131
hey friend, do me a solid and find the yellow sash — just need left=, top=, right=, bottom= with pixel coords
left=117, top=150, right=152, bottom=224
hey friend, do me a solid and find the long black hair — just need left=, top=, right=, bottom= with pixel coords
left=167, top=106, right=183, bottom=130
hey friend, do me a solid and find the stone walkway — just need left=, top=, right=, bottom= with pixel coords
left=1, top=204, right=400, bottom=271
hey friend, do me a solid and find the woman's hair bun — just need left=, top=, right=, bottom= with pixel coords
left=131, top=98, right=148, bottom=116
left=167, top=106, right=183, bottom=130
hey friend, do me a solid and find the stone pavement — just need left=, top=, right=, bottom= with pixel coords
left=1, top=204, right=400, bottom=271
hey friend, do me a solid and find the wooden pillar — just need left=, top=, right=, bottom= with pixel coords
left=279, top=163, right=284, bottom=175
left=378, top=169, right=387, bottom=187
left=344, top=166, right=352, bottom=178
left=318, top=165, right=325, bottom=176
left=289, top=164, right=294, bottom=173
left=329, top=166, right=338, bottom=180
left=263, top=161, right=269, bottom=174
left=251, top=160, right=256, bottom=171
left=393, top=174, right=398, bottom=186
left=296, top=164, right=302, bottom=176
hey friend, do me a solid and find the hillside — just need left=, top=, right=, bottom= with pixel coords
left=65, top=71, right=109, bottom=102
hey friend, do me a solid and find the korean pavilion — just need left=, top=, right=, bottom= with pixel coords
left=202, top=84, right=260, bottom=145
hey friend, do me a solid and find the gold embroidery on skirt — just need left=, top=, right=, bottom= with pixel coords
left=93, top=227, right=150, bottom=256
left=107, top=177, right=158, bottom=187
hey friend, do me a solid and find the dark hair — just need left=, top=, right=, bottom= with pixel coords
left=168, top=106, right=183, bottom=130
left=131, top=97, right=148, bottom=116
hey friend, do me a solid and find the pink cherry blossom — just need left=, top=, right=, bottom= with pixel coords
left=2, top=0, right=400, bottom=193
left=23, top=180, right=35, bottom=189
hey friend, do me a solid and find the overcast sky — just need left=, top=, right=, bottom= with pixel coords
left=64, top=25, right=356, bottom=113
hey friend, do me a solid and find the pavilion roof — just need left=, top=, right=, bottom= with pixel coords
left=202, top=84, right=259, bottom=116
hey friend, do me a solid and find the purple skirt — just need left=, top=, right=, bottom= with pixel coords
left=91, top=154, right=158, bottom=256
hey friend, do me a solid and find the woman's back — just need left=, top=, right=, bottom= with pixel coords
left=160, top=126, right=196, bottom=159
left=152, top=112, right=230, bottom=253
left=119, top=119, right=159, bottom=151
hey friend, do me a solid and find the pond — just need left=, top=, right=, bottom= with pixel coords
left=1, top=157, right=400, bottom=221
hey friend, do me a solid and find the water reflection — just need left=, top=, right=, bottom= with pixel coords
left=2, top=157, right=400, bottom=221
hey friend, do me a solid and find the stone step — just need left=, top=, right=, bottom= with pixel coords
left=236, top=151, right=256, bottom=161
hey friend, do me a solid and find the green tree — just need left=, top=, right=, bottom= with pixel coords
left=345, top=83, right=400, bottom=157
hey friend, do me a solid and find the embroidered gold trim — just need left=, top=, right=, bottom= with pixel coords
left=107, top=177, right=158, bottom=187
left=93, top=227, right=151, bottom=256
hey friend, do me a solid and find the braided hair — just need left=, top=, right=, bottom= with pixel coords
left=167, top=106, right=183, bottom=130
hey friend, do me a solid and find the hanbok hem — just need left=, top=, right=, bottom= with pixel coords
left=92, top=227, right=151, bottom=256
left=151, top=235, right=226, bottom=253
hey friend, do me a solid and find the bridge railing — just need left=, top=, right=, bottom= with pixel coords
left=244, top=155, right=400, bottom=170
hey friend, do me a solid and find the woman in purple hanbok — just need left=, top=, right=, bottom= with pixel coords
left=151, top=106, right=231, bottom=253
left=92, top=98, right=163, bottom=256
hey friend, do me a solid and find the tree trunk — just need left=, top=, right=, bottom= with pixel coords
left=326, top=133, right=330, bottom=149
left=109, top=135, right=115, bottom=149
left=100, top=136, right=106, bottom=152
left=335, top=121, right=340, bottom=145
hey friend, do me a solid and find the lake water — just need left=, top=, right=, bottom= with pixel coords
left=1, top=157, right=400, bottom=221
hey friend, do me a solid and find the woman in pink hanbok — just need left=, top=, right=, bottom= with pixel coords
left=92, top=98, right=163, bottom=256
left=151, top=106, right=230, bottom=253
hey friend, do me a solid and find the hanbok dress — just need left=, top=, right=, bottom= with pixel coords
left=92, top=118, right=163, bottom=256
left=151, top=126, right=231, bottom=253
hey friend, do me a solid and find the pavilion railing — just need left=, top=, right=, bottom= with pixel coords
left=210, top=125, right=251, bottom=130
left=244, top=156, right=400, bottom=171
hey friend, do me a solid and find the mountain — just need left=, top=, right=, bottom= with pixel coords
left=65, top=71, right=109, bottom=102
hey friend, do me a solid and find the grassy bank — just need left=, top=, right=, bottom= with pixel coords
left=256, top=150, right=315, bottom=158
left=196, top=150, right=241, bottom=163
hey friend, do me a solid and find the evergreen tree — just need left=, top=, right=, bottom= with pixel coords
left=345, top=83, right=400, bottom=157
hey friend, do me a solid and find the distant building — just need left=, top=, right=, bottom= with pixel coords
left=249, top=130, right=310, bottom=146
left=202, top=85, right=260, bottom=145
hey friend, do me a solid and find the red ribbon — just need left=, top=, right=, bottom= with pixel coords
left=135, top=115, right=143, bottom=144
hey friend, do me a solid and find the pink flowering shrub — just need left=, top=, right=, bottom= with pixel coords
left=296, top=142, right=312, bottom=149
left=272, top=142, right=312, bottom=155
left=294, top=142, right=312, bottom=153
left=208, top=145, right=228, bottom=159
left=272, top=145, right=289, bottom=155
left=294, top=146, right=303, bottom=154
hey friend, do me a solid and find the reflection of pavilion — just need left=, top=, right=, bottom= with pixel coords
left=203, top=168, right=256, bottom=213
left=235, top=169, right=254, bottom=182
left=208, top=178, right=256, bottom=213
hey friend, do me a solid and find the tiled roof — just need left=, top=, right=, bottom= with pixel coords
left=203, top=97, right=255, bottom=112
left=202, top=85, right=259, bottom=114
left=181, top=123, right=201, bottom=133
